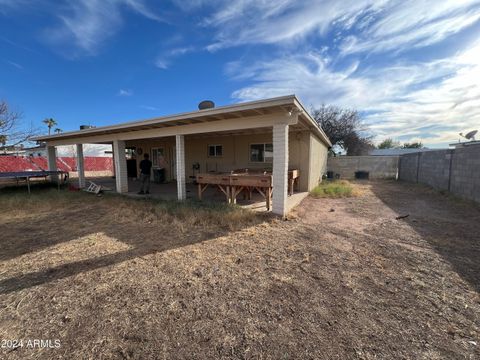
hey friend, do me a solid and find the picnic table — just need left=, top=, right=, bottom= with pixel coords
left=196, top=169, right=299, bottom=210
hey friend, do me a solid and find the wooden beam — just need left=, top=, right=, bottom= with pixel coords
left=45, top=113, right=297, bottom=146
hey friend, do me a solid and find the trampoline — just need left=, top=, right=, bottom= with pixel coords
left=0, top=170, right=68, bottom=193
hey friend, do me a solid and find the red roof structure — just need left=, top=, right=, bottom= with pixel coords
left=0, top=156, right=113, bottom=173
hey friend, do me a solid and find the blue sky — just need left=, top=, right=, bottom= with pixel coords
left=1, top=0, right=480, bottom=148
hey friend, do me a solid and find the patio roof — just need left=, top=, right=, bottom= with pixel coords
left=32, top=95, right=331, bottom=147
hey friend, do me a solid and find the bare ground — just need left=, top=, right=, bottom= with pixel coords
left=0, top=181, right=479, bottom=359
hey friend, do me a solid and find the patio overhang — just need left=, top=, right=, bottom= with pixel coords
left=31, top=95, right=331, bottom=147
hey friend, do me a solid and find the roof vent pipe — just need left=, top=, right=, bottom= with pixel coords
left=198, top=100, right=215, bottom=110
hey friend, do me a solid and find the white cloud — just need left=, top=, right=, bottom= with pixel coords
left=42, top=0, right=162, bottom=56
left=203, top=0, right=382, bottom=50
left=199, top=0, right=480, bottom=57
left=203, top=0, right=480, bottom=146
left=341, top=3, right=480, bottom=55
left=228, top=41, right=480, bottom=147
left=154, top=46, right=195, bottom=69
left=154, top=59, right=169, bottom=69
left=117, top=89, right=133, bottom=96
left=4, top=60, right=23, bottom=69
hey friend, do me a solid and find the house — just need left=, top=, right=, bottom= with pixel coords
left=449, top=140, right=480, bottom=149
left=32, top=95, right=331, bottom=216
left=0, top=144, right=26, bottom=156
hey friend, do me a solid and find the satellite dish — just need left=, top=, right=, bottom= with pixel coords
left=198, top=100, right=215, bottom=110
left=459, top=130, right=478, bottom=141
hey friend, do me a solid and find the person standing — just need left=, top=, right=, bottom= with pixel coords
left=138, top=153, right=152, bottom=194
left=158, top=153, right=168, bottom=183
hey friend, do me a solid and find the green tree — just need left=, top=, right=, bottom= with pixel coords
left=378, top=138, right=400, bottom=149
left=43, top=118, right=58, bottom=135
left=403, top=141, right=423, bottom=149
left=54, top=128, right=63, bottom=134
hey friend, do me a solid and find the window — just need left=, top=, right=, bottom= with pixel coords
left=208, top=144, right=223, bottom=157
left=250, top=143, right=273, bottom=162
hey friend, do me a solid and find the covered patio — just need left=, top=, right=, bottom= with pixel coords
left=32, top=95, right=331, bottom=217
left=88, top=177, right=308, bottom=213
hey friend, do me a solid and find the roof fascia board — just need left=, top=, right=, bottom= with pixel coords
left=33, top=95, right=297, bottom=142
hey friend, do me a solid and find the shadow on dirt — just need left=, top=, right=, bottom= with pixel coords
left=0, top=187, right=267, bottom=294
left=371, top=180, right=480, bottom=292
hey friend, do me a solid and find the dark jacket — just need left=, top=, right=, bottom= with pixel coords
left=139, top=159, right=152, bottom=175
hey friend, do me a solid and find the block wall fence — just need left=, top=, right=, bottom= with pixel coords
left=398, top=146, right=480, bottom=203
left=327, top=156, right=400, bottom=179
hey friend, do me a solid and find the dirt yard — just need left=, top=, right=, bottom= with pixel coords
left=0, top=181, right=479, bottom=359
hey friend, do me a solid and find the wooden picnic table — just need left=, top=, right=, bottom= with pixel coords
left=196, top=169, right=299, bottom=210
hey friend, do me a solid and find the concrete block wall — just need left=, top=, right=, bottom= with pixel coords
left=327, top=156, right=399, bottom=179
left=399, top=145, right=480, bottom=203
left=417, top=150, right=452, bottom=191
left=397, top=154, right=419, bottom=183
left=449, top=146, right=480, bottom=203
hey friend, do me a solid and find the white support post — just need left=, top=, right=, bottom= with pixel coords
left=272, top=121, right=289, bottom=217
left=76, top=144, right=86, bottom=188
left=175, top=134, right=186, bottom=200
left=46, top=145, right=58, bottom=183
left=113, top=140, right=128, bottom=193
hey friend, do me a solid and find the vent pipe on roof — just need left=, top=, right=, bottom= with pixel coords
left=198, top=100, right=215, bottom=110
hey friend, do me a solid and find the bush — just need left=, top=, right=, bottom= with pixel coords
left=310, top=180, right=354, bottom=198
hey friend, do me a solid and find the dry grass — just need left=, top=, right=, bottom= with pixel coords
left=0, top=182, right=479, bottom=359
left=0, top=184, right=264, bottom=232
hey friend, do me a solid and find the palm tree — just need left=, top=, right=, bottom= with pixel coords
left=54, top=128, right=63, bottom=134
left=43, top=118, right=57, bottom=135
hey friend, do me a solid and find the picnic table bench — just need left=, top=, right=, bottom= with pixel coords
left=196, top=169, right=299, bottom=210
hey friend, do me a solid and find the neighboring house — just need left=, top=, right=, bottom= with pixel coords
left=450, top=140, right=480, bottom=149
left=23, top=144, right=47, bottom=157
left=24, top=143, right=113, bottom=158
left=0, top=145, right=26, bottom=156
left=32, top=95, right=332, bottom=216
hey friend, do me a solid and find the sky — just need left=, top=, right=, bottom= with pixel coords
left=1, top=0, right=480, bottom=149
